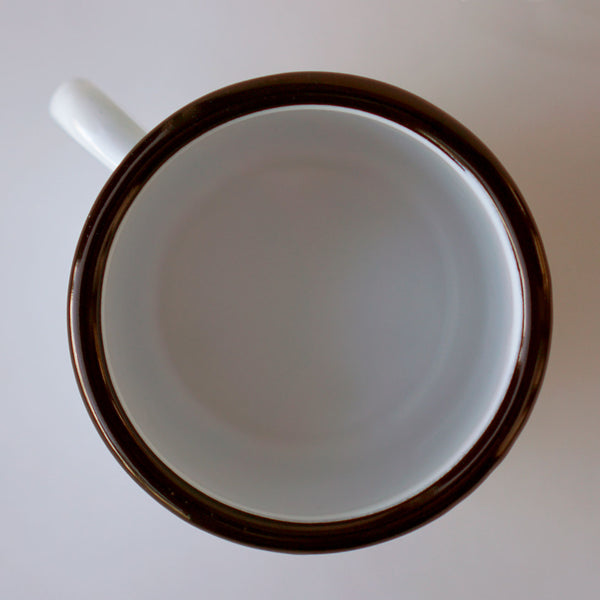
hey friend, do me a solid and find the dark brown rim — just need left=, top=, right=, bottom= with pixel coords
left=68, top=72, right=552, bottom=553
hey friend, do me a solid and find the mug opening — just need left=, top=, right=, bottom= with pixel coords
left=99, top=104, right=524, bottom=523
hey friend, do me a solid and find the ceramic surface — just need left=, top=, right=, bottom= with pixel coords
left=58, top=73, right=551, bottom=552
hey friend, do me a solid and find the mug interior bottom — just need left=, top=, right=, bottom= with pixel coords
left=101, top=106, right=523, bottom=522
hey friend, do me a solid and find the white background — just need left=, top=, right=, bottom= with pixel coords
left=1, top=1, right=599, bottom=598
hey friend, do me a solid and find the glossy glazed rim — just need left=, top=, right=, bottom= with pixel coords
left=68, top=72, right=552, bottom=553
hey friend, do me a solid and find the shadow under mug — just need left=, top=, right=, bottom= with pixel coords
left=51, top=72, right=551, bottom=552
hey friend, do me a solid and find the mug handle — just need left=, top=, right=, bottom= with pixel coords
left=50, top=79, right=146, bottom=170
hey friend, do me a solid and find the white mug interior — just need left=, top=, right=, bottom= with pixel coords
left=101, top=105, right=523, bottom=522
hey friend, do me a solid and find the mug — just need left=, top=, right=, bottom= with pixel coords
left=51, top=72, right=551, bottom=552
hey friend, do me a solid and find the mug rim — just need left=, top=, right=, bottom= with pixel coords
left=68, top=71, right=552, bottom=553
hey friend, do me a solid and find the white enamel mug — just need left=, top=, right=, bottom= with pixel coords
left=51, top=73, right=551, bottom=552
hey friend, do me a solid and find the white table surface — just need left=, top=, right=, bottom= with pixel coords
left=1, top=1, right=599, bottom=598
